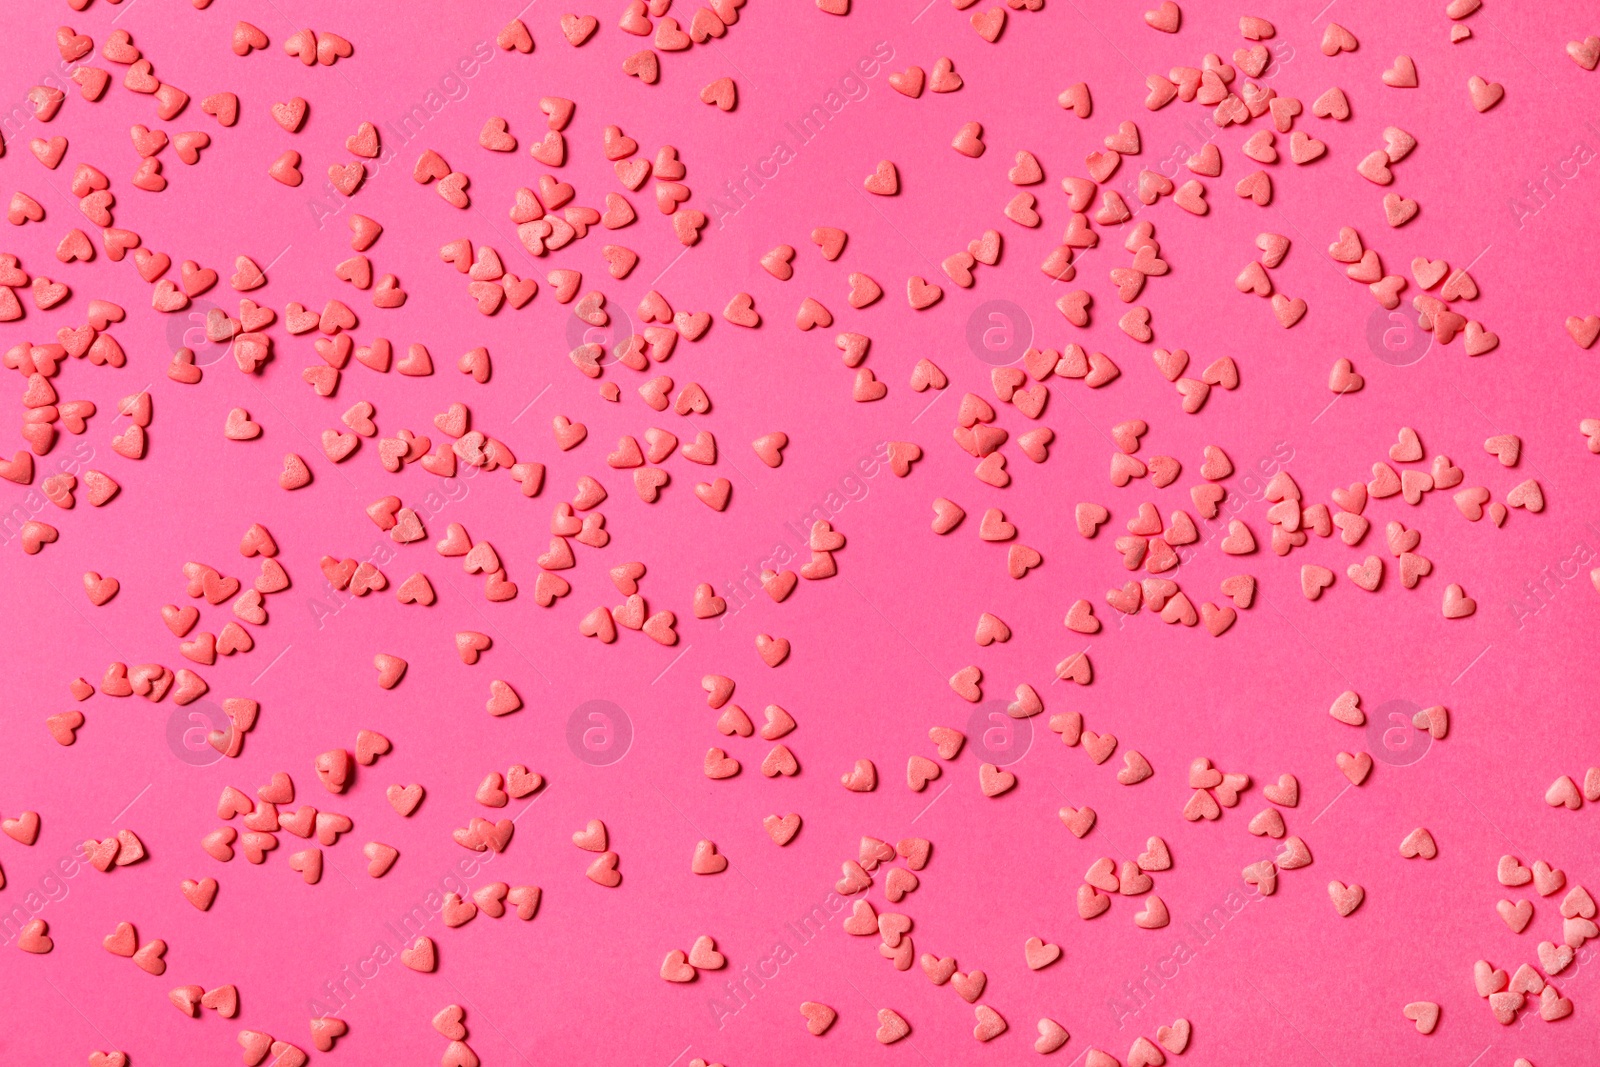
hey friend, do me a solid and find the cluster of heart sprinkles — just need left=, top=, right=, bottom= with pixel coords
left=4, top=0, right=1600, bottom=1064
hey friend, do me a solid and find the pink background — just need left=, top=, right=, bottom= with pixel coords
left=2, top=0, right=1599, bottom=1063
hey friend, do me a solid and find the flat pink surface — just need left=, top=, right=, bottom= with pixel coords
left=2, top=0, right=1599, bottom=1064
